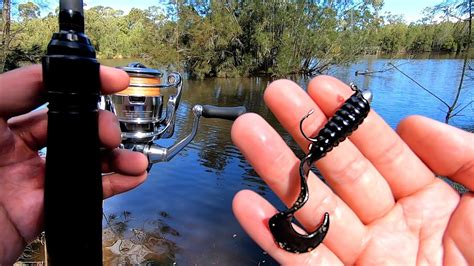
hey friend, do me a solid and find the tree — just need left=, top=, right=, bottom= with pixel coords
left=388, top=0, right=472, bottom=124
left=429, top=0, right=472, bottom=123
left=1, top=0, right=12, bottom=72
left=18, top=1, right=40, bottom=21
left=2, top=0, right=470, bottom=79
left=1, top=0, right=50, bottom=72
left=157, top=0, right=385, bottom=78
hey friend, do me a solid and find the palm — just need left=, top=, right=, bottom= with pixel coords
left=231, top=76, right=473, bottom=265
left=0, top=116, right=45, bottom=245
left=358, top=181, right=459, bottom=265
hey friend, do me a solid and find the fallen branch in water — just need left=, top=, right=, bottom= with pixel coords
left=355, top=61, right=409, bottom=76
left=388, top=63, right=450, bottom=108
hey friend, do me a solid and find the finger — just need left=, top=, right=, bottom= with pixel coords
left=0, top=65, right=43, bottom=118
left=307, top=76, right=436, bottom=199
left=233, top=190, right=343, bottom=265
left=101, top=148, right=149, bottom=176
left=0, top=64, right=129, bottom=118
left=8, top=109, right=121, bottom=150
left=99, top=65, right=130, bottom=94
left=264, top=80, right=394, bottom=223
left=6, top=108, right=48, bottom=151
left=397, top=115, right=474, bottom=191
left=443, top=193, right=474, bottom=265
left=102, top=171, right=148, bottom=199
left=97, top=110, right=122, bottom=149
left=7, top=109, right=148, bottom=198
left=232, top=113, right=367, bottom=264
left=101, top=147, right=148, bottom=199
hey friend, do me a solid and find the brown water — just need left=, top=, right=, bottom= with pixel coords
left=98, top=56, right=472, bottom=265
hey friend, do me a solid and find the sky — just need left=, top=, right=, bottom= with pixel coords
left=31, top=0, right=439, bottom=23
left=381, top=0, right=438, bottom=22
left=83, top=0, right=155, bottom=13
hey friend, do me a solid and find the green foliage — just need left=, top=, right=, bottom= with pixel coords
left=3, top=0, right=472, bottom=77
left=4, top=44, right=42, bottom=71
left=165, top=0, right=389, bottom=77
left=18, top=2, right=41, bottom=20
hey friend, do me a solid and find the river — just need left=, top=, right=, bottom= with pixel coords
left=100, top=56, right=473, bottom=265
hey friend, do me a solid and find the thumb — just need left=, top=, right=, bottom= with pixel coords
left=397, top=115, right=474, bottom=191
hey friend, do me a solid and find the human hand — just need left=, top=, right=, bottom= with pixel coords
left=0, top=65, right=148, bottom=264
left=231, top=76, right=473, bottom=265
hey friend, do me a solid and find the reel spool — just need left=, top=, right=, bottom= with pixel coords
left=103, top=62, right=182, bottom=143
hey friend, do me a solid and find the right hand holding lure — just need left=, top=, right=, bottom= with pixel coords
left=269, top=83, right=372, bottom=254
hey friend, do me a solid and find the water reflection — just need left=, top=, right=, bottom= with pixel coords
left=16, top=234, right=45, bottom=264
left=103, top=211, right=179, bottom=265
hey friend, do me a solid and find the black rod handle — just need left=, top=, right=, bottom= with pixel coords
left=201, top=105, right=247, bottom=121
left=43, top=0, right=102, bottom=264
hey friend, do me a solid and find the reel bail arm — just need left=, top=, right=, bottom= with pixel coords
left=160, top=72, right=183, bottom=139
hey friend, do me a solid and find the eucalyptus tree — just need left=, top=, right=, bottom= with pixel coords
left=1, top=0, right=51, bottom=71
left=0, top=0, right=11, bottom=72
left=157, top=0, right=385, bottom=78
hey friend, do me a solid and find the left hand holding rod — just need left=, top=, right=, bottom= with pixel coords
left=0, top=65, right=148, bottom=265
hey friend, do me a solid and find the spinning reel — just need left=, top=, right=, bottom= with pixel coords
left=101, top=62, right=246, bottom=169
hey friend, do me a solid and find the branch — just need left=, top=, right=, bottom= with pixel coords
left=447, top=2, right=471, bottom=122
left=451, top=101, right=473, bottom=118
left=355, top=61, right=409, bottom=76
left=389, top=63, right=451, bottom=108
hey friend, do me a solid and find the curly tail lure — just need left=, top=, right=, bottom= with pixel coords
left=269, top=83, right=372, bottom=253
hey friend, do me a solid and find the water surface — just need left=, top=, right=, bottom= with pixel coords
left=101, top=57, right=473, bottom=265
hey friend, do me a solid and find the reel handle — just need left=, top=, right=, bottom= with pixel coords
left=201, top=105, right=247, bottom=121
left=145, top=104, right=246, bottom=166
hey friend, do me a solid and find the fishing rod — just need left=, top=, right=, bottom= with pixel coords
left=43, top=0, right=102, bottom=264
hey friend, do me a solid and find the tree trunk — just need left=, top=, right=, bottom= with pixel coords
left=445, top=0, right=472, bottom=123
left=1, top=0, right=12, bottom=73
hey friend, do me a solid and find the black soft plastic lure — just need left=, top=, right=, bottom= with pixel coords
left=269, top=83, right=371, bottom=254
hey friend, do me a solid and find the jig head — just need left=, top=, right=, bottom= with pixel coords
left=269, top=83, right=371, bottom=254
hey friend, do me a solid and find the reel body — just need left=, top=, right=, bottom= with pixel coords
left=102, top=63, right=245, bottom=168
left=102, top=63, right=181, bottom=144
